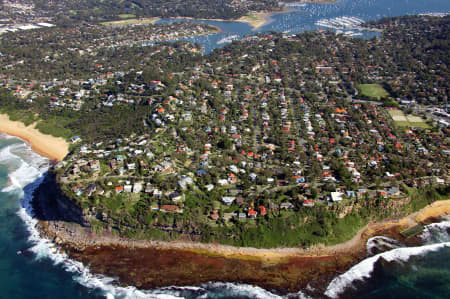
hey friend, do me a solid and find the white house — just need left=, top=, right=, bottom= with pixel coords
left=222, top=196, right=236, bottom=205
left=133, top=183, right=143, bottom=193
left=330, top=192, right=344, bottom=202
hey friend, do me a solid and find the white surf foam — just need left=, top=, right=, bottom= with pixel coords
left=0, top=139, right=177, bottom=298
left=4, top=138, right=311, bottom=299
left=0, top=142, right=19, bottom=162
left=0, top=138, right=48, bottom=192
left=2, top=159, right=43, bottom=192
left=366, top=236, right=402, bottom=255
left=325, top=224, right=450, bottom=298
left=202, top=282, right=283, bottom=298
left=420, top=220, right=450, bottom=244
left=201, top=282, right=312, bottom=299
left=16, top=168, right=182, bottom=299
left=0, top=133, right=21, bottom=141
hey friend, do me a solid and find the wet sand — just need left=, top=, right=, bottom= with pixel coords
left=0, top=114, right=69, bottom=161
left=236, top=12, right=277, bottom=30
left=173, top=9, right=285, bottom=31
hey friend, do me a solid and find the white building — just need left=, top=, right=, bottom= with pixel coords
left=330, top=192, right=344, bottom=202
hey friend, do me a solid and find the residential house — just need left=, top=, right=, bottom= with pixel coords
left=280, top=202, right=294, bottom=209
left=222, top=196, right=236, bottom=205
left=330, top=192, right=344, bottom=202
left=248, top=209, right=257, bottom=219
left=170, top=192, right=183, bottom=202
left=124, top=185, right=132, bottom=193
left=133, top=183, right=143, bottom=193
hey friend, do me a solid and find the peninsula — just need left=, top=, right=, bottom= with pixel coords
left=0, top=7, right=448, bottom=297
left=34, top=190, right=450, bottom=295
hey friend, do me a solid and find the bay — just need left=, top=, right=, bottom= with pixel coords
left=0, top=1, right=450, bottom=298
left=155, top=0, right=450, bottom=53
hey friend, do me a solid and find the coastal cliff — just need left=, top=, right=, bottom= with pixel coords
left=32, top=173, right=91, bottom=227
left=32, top=174, right=450, bottom=294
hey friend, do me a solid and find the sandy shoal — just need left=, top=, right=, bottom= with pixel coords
left=0, top=114, right=69, bottom=161
left=173, top=10, right=282, bottom=31
left=235, top=12, right=276, bottom=30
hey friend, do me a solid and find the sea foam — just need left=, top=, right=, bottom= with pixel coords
left=0, top=137, right=164, bottom=298
left=5, top=137, right=310, bottom=299
left=366, top=236, right=402, bottom=255
left=420, top=219, right=450, bottom=244
left=325, top=222, right=450, bottom=298
left=0, top=139, right=47, bottom=193
left=12, top=143, right=185, bottom=298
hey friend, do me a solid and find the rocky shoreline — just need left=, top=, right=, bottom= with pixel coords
left=34, top=216, right=441, bottom=296
left=32, top=176, right=450, bottom=296
left=37, top=220, right=364, bottom=294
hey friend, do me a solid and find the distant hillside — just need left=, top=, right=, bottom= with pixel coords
left=32, top=0, right=280, bottom=21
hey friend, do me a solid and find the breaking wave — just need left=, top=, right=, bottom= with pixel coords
left=3, top=135, right=448, bottom=299
left=325, top=220, right=450, bottom=298
left=3, top=136, right=311, bottom=299
left=366, top=236, right=403, bottom=255
left=0, top=138, right=48, bottom=193
left=420, top=217, right=450, bottom=244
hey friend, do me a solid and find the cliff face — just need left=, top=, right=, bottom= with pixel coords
left=33, top=172, right=92, bottom=227
left=54, top=193, right=90, bottom=226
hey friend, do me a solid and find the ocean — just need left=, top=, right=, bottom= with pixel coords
left=0, top=136, right=449, bottom=299
left=1, top=1, right=450, bottom=297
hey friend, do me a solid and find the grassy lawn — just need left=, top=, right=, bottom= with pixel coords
left=357, top=84, right=389, bottom=99
left=388, top=110, right=430, bottom=129
left=101, top=17, right=159, bottom=27
left=104, top=194, right=123, bottom=212
left=241, top=13, right=261, bottom=22
left=119, top=14, right=136, bottom=19
left=406, top=115, right=430, bottom=128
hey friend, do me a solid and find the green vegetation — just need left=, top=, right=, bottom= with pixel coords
left=400, top=224, right=424, bottom=238
left=35, top=118, right=74, bottom=139
left=80, top=185, right=448, bottom=248
left=403, top=185, right=448, bottom=213
left=0, top=108, right=36, bottom=126
left=32, top=0, right=281, bottom=22
left=101, top=17, right=159, bottom=26
left=118, top=14, right=136, bottom=19
left=104, top=194, right=124, bottom=212
left=388, top=110, right=430, bottom=129
left=237, top=12, right=266, bottom=28
left=4, top=14, right=449, bottom=249
left=357, top=84, right=389, bottom=99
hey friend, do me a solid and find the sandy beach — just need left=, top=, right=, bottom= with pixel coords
left=0, top=114, right=69, bottom=161
left=236, top=12, right=277, bottom=30
left=172, top=9, right=283, bottom=31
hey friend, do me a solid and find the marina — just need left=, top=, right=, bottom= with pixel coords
left=216, top=34, right=240, bottom=45
left=315, top=16, right=365, bottom=30
left=0, top=1, right=449, bottom=299
left=155, top=0, right=450, bottom=53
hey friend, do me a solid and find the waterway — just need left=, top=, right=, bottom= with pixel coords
left=156, top=0, right=450, bottom=53
left=1, top=1, right=450, bottom=298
